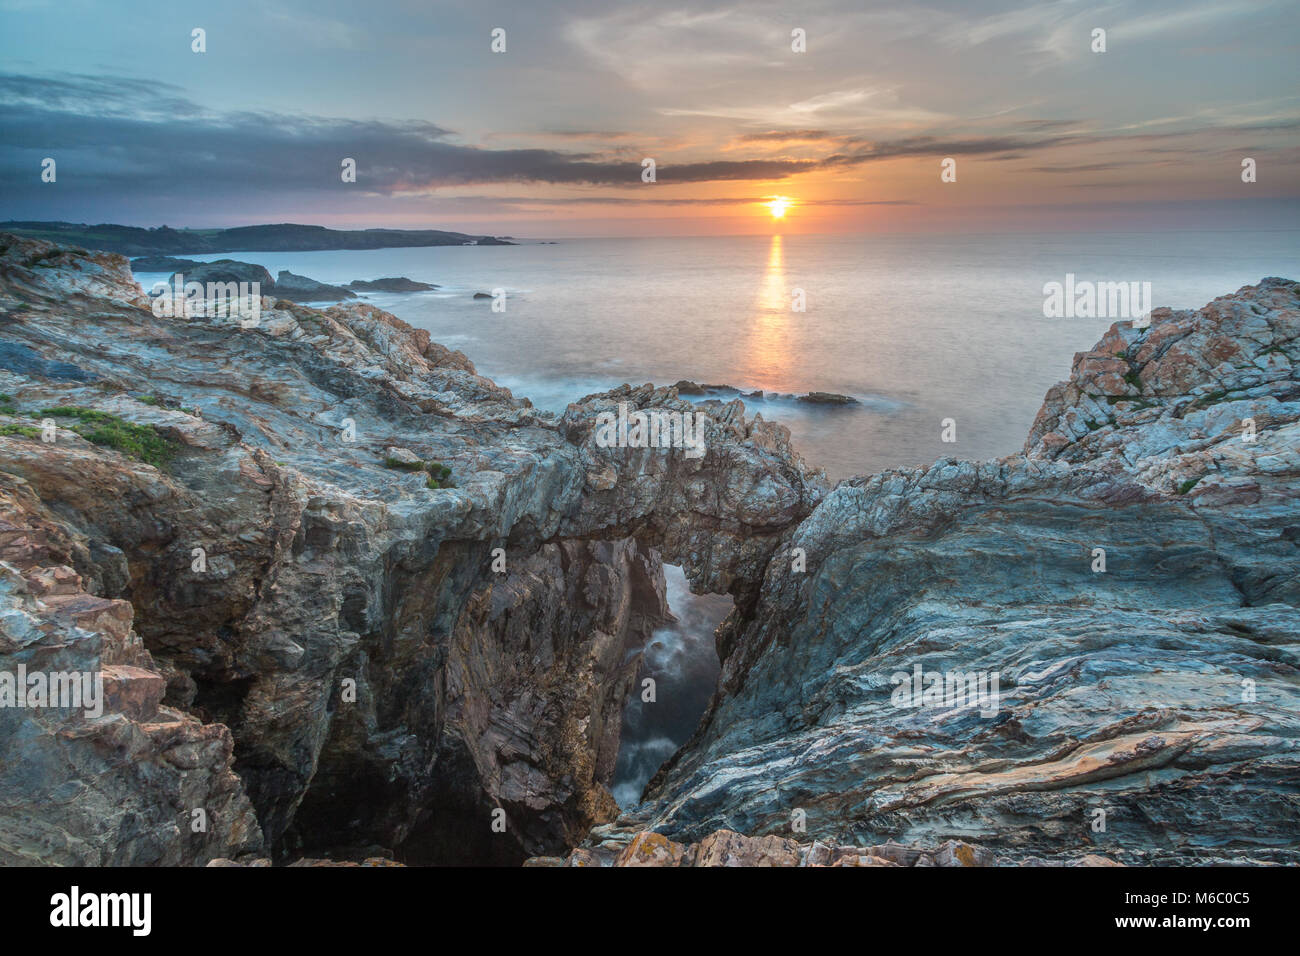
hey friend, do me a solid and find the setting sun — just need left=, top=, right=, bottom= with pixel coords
left=767, top=196, right=792, bottom=219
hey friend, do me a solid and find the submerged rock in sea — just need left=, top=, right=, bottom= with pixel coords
left=796, top=391, right=859, bottom=405
left=348, top=277, right=438, bottom=292
left=673, top=382, right=859, bottom=406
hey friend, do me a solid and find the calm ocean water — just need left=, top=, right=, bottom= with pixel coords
left=145, top=230, right=1300, bottom=481
left=140, top=230, right=1299, bottom=806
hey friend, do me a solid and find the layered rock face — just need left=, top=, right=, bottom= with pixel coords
left=0, top=476, right=262, bottom=865
left=0, top=234, right=823, bottom=864
left=631, top=278, right=1299, bottom=865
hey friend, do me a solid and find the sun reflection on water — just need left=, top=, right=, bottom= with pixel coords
left=742, top=234, right=796, bottom=387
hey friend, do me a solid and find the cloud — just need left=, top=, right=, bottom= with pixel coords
left=735, top=129, right=839, bottom=143
left=0, top=73, right=830, bottom=195
left=6, top=73, right=1178, bottom=203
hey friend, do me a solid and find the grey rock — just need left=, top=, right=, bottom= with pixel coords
left=271, top=270, right=356, bottom=302
left=348, top=277, right=438, bottom=292
left=165, top=259, right=274, bottom=290
left=0, top=233, right=819, bottom=864
left=636, top=278, right=1300, bottom=866
left=131, top=256, right=203, bottom=273
left=797, top=391, right=859, bottom=405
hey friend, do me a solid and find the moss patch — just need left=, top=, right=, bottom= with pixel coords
left=40, top=406, right=178, bottom=468
left=382, top=455, right=425, bottom=472
left=425, top=461, right=454, bottom=489
left=0, top=424, right=41, bottom=439
left=425, top=462, right=454, bottom=489
left=382, top=454, right=455, bottom=488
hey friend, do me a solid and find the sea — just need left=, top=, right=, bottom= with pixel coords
left=135, top=228, right=1300, bottom=806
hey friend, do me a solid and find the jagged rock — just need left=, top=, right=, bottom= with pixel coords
left=530, top=825, right=997, bottom=867
left=208, top=854, right=400, bottom=866
left=930, top=840, right=998, bottom=867
left=6, top=231, right=1294, bottom=868
left=830, top=854, right=900, bottom=867
left=100, top=665, right=167, bottom=721
left=693, top=829, right=801, bottom=866
left=0, top=233, right=819, bottom=865
left=271, top=270, right=356, bottom=302
left=635, top=278, right=1300, bottom=866
left=285, top=856, right=403, bottom=867
left=614, top=831, right=690, bottom=866
left=165, top=259, right=274, bottom=290
left=206, top=857, right=272, bottom=867
left=0, top=477, right=263, bottom=865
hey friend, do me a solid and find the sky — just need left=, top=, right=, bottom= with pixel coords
left=1, top=0, right=1297, bottom=237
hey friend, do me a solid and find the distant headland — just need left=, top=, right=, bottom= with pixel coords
left=0, top=221, right=515, bottom=257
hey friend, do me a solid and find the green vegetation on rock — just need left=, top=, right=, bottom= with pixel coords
left=40, top=406, right=178, bottom=468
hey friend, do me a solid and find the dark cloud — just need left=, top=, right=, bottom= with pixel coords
left=0, top=73, right=824, bottom=199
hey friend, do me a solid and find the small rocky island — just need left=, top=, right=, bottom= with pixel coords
left=1, top=232, right=1296, bottom=867
left=136, top=257, right=440, bottom=303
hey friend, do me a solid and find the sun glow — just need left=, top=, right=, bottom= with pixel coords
left=767, top=196, right=792, bottom=219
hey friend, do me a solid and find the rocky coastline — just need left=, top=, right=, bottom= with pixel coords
left=1, top=232, right=1296, bottom=866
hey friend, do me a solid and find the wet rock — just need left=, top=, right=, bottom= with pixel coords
left=797, top=391, right=859, bottom=405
